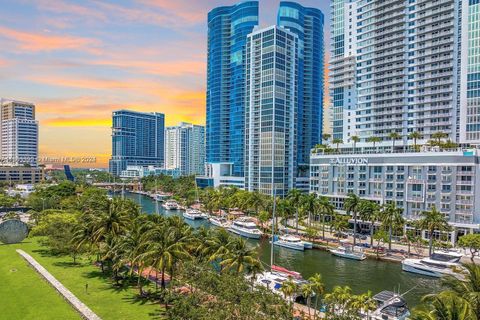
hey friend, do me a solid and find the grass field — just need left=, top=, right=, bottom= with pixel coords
left=0, top=240, right=80, bottom=320
left=1, top=238, right=164, bottom=320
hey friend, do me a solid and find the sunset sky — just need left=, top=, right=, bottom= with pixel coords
left=0, top=0, right=330, bottom=167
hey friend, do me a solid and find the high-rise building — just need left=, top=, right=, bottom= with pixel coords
left=329, top=0, right=357, bottom=141
left=109, top=110, right=165, bottom=176
left=0, top=99, right=38, bottom=166
left=278, top=2, right=325, bottom=167
left=206, top=1, right=259, bottom=177
left=245, top=26, right=298, bottom=197
left=165, top=122, right=205, bottom=176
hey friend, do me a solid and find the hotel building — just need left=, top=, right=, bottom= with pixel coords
left=109, top=110, right=165, bottom=176
left=165, top=122, right=205, bottom=176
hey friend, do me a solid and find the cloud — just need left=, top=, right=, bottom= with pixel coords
left=0, top=26, right=101, bottom=53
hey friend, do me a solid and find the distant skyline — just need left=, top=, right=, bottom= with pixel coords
left=0, top=0, right=330, bottom=167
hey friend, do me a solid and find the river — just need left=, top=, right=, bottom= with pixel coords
left=122, top=192, right=440, bottom=306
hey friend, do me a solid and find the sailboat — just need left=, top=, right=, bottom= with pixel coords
left=251, top=189, right=311, bottom=302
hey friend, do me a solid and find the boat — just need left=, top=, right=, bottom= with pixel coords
left=252, top=268, right=311, bottom=303
left=329, top=240, right=366, bottom=260
left=154, top=193, right=169, bottom=202
left=370, top=291, right=410, bottom=320
left=162, top=200, right=179, bottom=210
left=183, top=208, right=207, bottom=220
left=272, top=235, right=307, bottom=251
left=228, top=217, right=263, bottom=239
left=209, top=216, right=231, bottom=228
left=401, top=251, right=466, bottom=278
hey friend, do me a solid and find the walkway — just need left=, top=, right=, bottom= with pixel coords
left=16, top=249, right=101, bottom=320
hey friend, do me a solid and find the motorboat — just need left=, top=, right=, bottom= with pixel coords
left=251, top=265, right=312, bottom=303
left=370, top=291, right=410, bottom=320
left=272, top=235, right=312, bottom=251
left=209, top=216, right=230, bottom=228
left=162, top=200, right=179, bottom=210
left=228, top=217, right=263, bottom=239
left=183, top=208, right=207, bottom=220
left=154, top=193, right=169, bottom=202
left=330, top=240, right=366, bottom=260
left=402, top=251, right=465, bottom=278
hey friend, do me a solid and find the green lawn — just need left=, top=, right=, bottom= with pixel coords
left=1, top=238, right=164, bottom=320
left=0, top=241, right=80, bottom=320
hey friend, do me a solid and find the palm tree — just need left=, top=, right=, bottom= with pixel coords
left=441, top=263, right=480, bottom=318
left=411, top=291, right=476, bottom=320
left=245, top=259, right=264, bottom=289
left=358, top=200, right=379, bottom=248
left=322, top=133, right=331, bottom=144
left=431, top=131, right=448, bottom=146
left=301, top=283, right=314, bottom=319
left=344, top=193, right=361, bottom=246
left=247, top=191, right=265, bottom=215
left=388, top=132, right=401, bottom=150
left=418, top=206, right=450, bottom=256
left=367, top=136, right=381, bottom=148
left=287, top=189, right=304, bottom=233
left=331, top=214, right=349, bottom=241
left=409, top=131, right=422, bottom=150
left=356, top=291, right=377, bottom=319
left=332, top=138, right=343, bottom=151
left=302, top=193, right=317, bottom=227
left=350, top=135, right=360, bottom=151
left=280, top=278, right=298, bottom=303
left=324, top=286, right=355, bottom=318
left=220, top=237, right=259, bottom=274
left=315, top=196, right=334, bottom=240
left=308, top=273, right=325, bottom=320
left=380, top=202, right=404, bottom=252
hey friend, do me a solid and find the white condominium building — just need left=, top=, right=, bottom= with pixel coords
left=0, top=99, right=38, bottom=166
left=165, top=122, right=205, bottom=176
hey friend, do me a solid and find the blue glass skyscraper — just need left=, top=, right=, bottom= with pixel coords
left=206, top=1, right=259, bottom=177
left=109, top=110, right=165, bottom=176
left=278, top=2, right=324, bottom=168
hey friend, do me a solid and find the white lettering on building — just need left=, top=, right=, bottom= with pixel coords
left=329, top=158, right=369, bottom=165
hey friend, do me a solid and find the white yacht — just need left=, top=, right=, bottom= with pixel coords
left=154, top=193, right=169, bottom=202
left=252, top=265, right=312, bottom=303
left=209, top=216, right=230, bottom=228
left=272, top=235, right=312, bottom=251
left=370, top=291, right=410, bottom=320
left=330, top=240, right=367, bottom=260
left=228, top=218, right=263, bottom=239
left=162, top=200, right=179, bottom=210
left=402, top=251, right=465, bottom=278
left=183, top=209, right=207, bottom=220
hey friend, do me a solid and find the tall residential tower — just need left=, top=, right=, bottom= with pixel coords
left=206, top=1, right=259, bottom=177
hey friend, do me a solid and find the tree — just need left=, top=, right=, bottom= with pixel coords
left=332, top=214, right=349, bottom=241
left=358, top=200, right=379, bottom=248
left=431, top=131, right=448, bottom=146
left=441, top=263, right=480, bottom=318
left=367, top=136, right=381, bottom=148
left=411, top=291, right=476, bottom=320
left=316, top=196, right=334, bottom=240
left=220, top=237, right=259, bottom=274
left=323, top=133, right=331, bottom=144
left=418, top=206, right=450, bottom=256
left=373, top=229, right=389, bottom=259
left=403, top=229, right=418, bottom=257
left=344, top=193, right=360, bottom=246
left=388, top=132, right=401, bottom=150
left=302, top=193, right=317, bottom=227
left=332, top=138, right=343, bottom=151
left=287, top=189, right=304, bottom=233
left=308, top=273, right=325, bottom=320
left=380, top=202, right=404, bottom=252
left=350, top=135, right=360, bottom=151
left=409, top=131, right=422, bottom=150
left=458, top=234, right=480, bottom=262
left=280, top=278, right=298, bottom=303
left=301, top=283, right=314, bottom=318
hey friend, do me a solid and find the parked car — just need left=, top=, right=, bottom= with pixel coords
left=334, top=232, right=349, bottom=239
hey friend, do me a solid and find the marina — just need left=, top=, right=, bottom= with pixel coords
left=122, top=191, right=441, bottom=307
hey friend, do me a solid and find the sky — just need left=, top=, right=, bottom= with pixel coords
left=0, top=0, right=330, bottom=168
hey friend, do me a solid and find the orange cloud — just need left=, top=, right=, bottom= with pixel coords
left=42, top=117, right=111, bottom=127
left=90, top=59, right=205, bottom=77
left=0, top=26, right=101, bottom=53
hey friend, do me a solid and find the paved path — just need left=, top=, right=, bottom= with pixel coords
left=16, top=249, right=101, bottom=320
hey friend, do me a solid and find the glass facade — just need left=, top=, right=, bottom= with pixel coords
left=466, top=0, right=480, bottom=141
left=109, top=110, right=165, bottom=176
left=278, top=2, right=325, bottom=167
left=245, top=26, right=297, bottom=197
left=206, top=1, right=259, bottom=177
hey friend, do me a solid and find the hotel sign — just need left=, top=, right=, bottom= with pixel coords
left=329, top=157, right=369, bottom=165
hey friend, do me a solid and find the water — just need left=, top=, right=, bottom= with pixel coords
left=123, top=192, right=440, bottom=306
